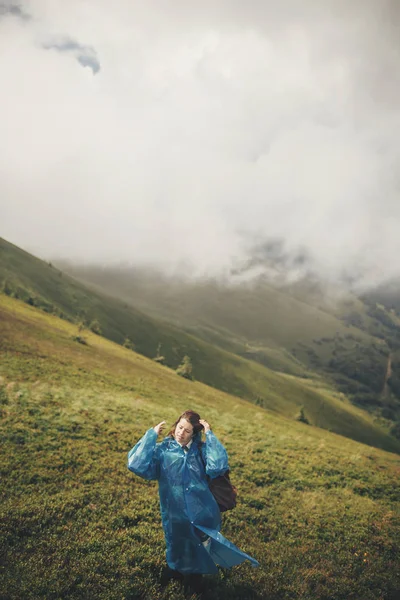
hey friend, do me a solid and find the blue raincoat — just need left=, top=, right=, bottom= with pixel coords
left=127, top=428, right=259, bottom=574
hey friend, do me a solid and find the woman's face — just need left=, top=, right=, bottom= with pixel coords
left=175, top=418, right=194, bottom=445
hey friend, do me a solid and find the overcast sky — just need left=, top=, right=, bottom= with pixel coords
left=1, top=0, right=400, bottom=285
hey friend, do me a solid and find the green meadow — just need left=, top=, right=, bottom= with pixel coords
left=1, top=295, right=399, bottom=600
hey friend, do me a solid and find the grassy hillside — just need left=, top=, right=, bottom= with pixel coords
left=3, top=237, right=399, bottom=451
left=59, top=264, right=400, bottom=429
left=1, top=296, right=399, bottom=600
left=0, top=238, right=314, bottom=405
left=1, top=290, right=399, bottom=454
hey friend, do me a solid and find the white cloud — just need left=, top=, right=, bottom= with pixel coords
left=1, top=0, right=400, bottom=283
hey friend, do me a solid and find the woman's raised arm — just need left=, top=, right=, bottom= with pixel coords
left=200, top=425, right=229, bottom=479
left=127, top=424, right=164, bottom=480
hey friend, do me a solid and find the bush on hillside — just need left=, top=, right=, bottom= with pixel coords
left=76, top=320, right=87, bottom=332
left=1, top=280, right=55, bottom=314
left=295, top=406, right=310, bottom=424
left=153, top=342, right=165, bottom=364
left=176, top=355, right=193, bottom=380
left=24, top=294, right=54, bottom=314
left=89, top=319, right=102, bottom=335
left=123, top=337, right=135, bottom=351
left=72, top=335, right=88, bottom=346
left=2, top=280, right=14, bottom=296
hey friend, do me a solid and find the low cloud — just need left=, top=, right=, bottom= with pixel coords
left=1, top=1, right=400, bottom=287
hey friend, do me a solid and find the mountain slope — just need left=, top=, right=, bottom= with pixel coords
left=1, top=293, right=400, bottom=454
left=1, top=295, right=399, bottom=600
left=55, top=264, right=361, bottom=348
left=57, top=263, right=400, bottom=426
left=1, top=236, right=399, bottom=452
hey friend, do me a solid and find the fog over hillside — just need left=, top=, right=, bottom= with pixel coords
left=1, top=1, right=400, bottom=286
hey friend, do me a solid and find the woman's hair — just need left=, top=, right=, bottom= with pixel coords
left=167, top=410, right=208, bottom=438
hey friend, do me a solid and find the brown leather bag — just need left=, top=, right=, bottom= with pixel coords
left=208, top=470, right=237, bottom=512
left=199, top=444, right=237, bottom=512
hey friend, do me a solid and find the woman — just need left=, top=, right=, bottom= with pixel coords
left=127, top=410, right=259, bottom=576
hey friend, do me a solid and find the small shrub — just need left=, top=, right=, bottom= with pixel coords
left=72, top=336, right=88, bottom=346
left=176, top=355, right=193, bottom=380
left=295, top=406, right=310, bottom=424
left=123, top=337, right=135, bottom=350
left=2, top=280, right=14, bottom=296
left=153, top=343, right=165, bottom=364
left=153, top=355, right=165, bottom=365
left=89, top=320, right=102, bottom=335
left=77, top=321, right=87, bottom=333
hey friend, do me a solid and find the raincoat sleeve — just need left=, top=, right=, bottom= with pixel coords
left=201, top=430, right=229, bottom=479
left=127, top=428, right=161, bottom=480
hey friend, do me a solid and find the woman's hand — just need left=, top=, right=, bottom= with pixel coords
left=154, top=421, right=166, bottom=436
left=199, top=419, right=211, bottom=433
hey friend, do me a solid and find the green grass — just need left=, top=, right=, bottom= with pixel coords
left=1, top=296, right=400, bottom=600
